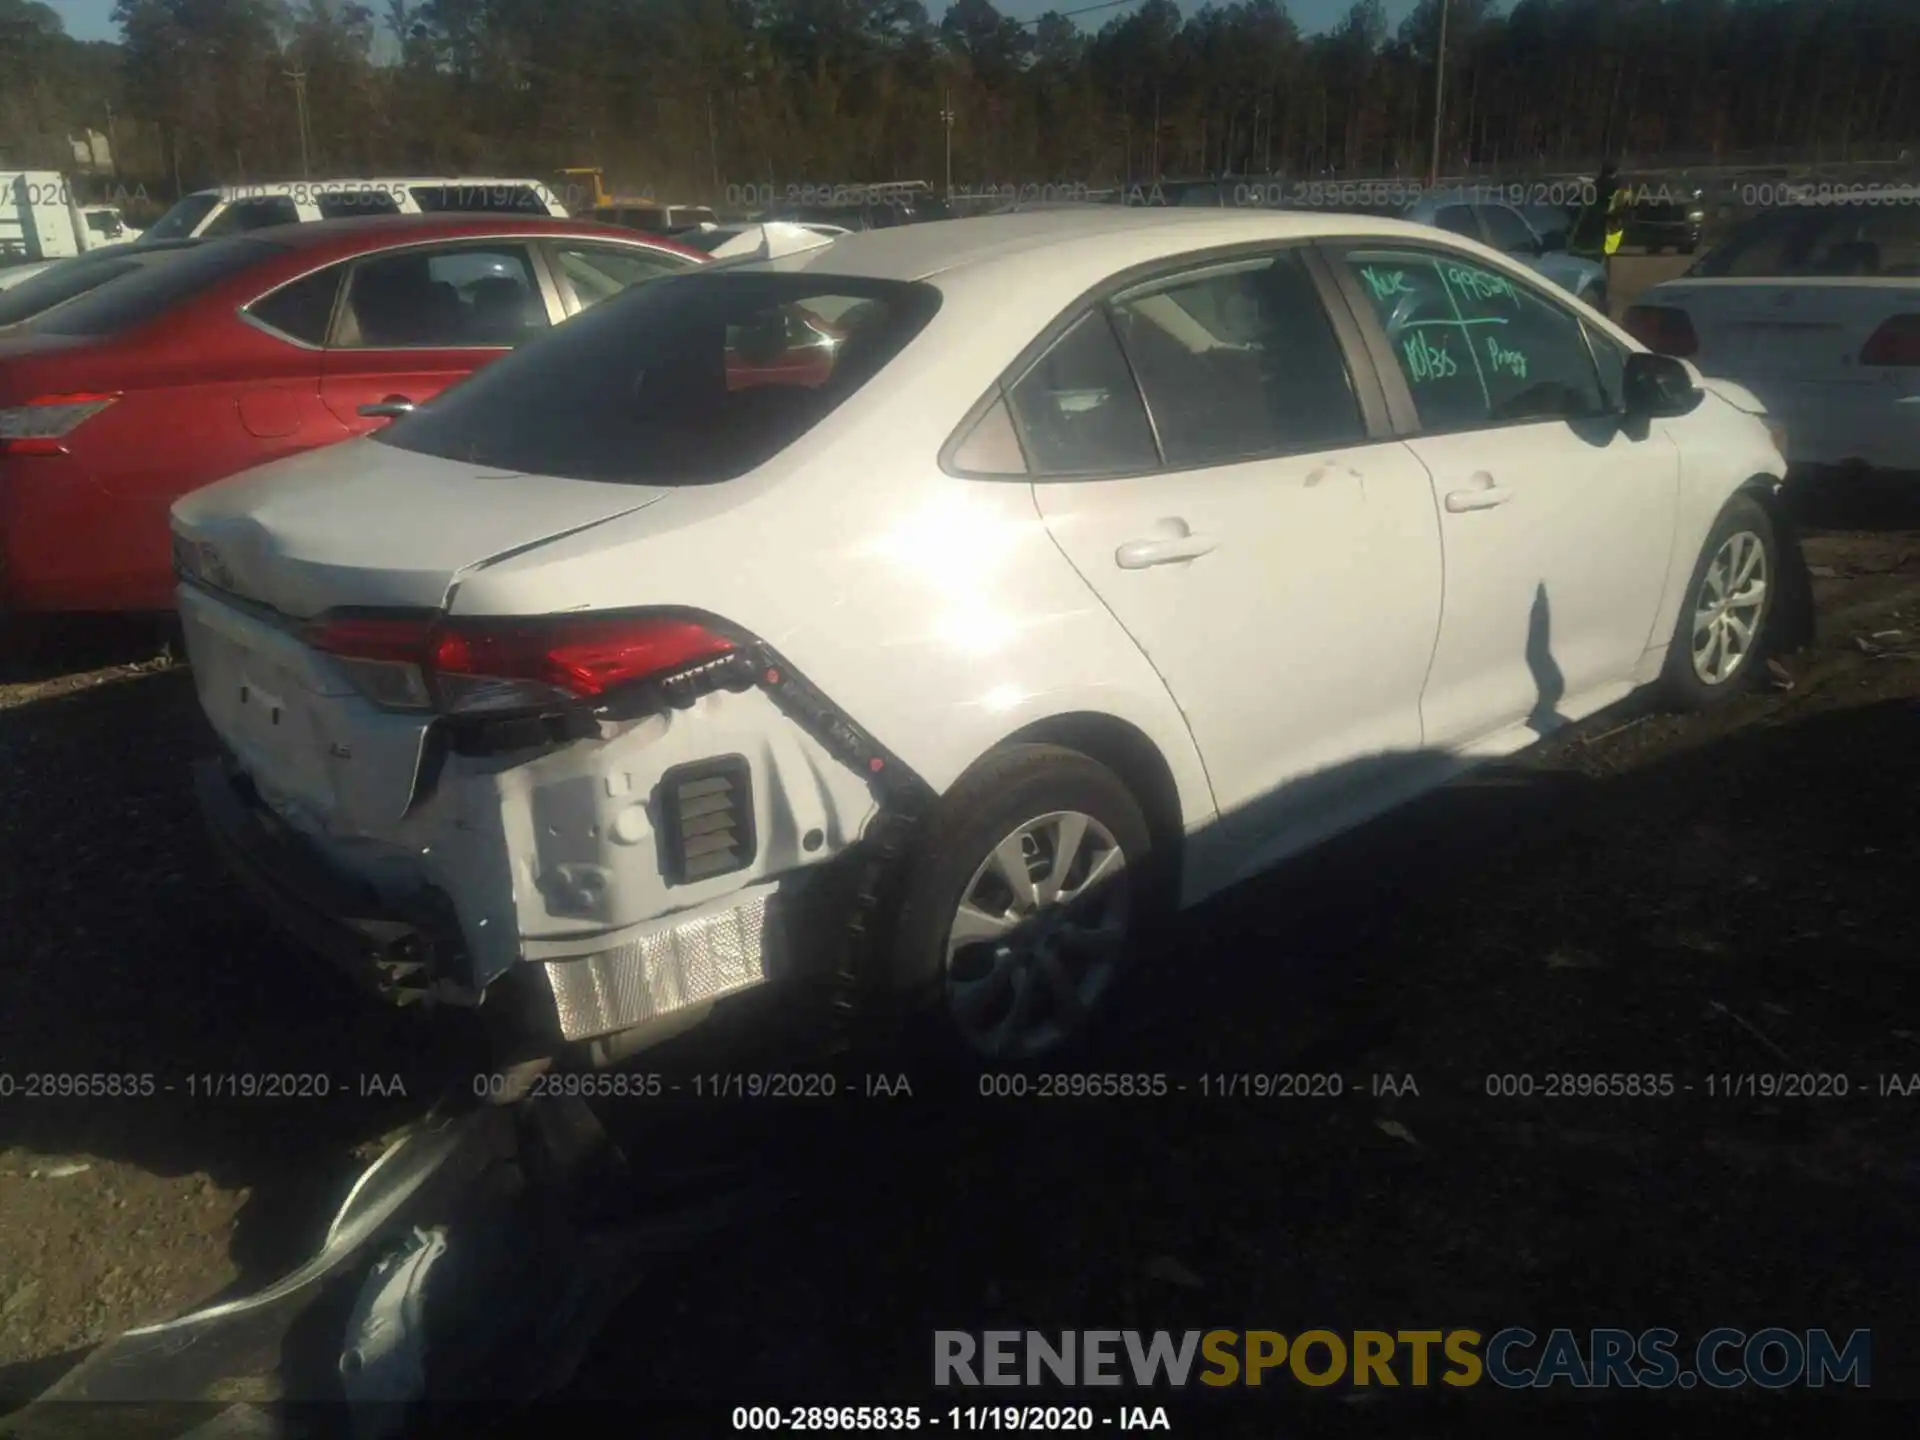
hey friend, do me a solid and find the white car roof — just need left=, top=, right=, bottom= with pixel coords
left=739, top=206, right=1464, bottom=286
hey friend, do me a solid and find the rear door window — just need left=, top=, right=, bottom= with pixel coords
left=334, top=244, right=547, bottom=348
left=35, top=238, right=287, bottom=336
left=1106, top=251, right=1366, bottom=466
left=201, top=197, right=301, bottom=236
left=374, top=272, right=941, bottom=484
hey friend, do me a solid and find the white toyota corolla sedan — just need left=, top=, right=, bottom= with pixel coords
left=170, top=208, right=1791, bottom=1068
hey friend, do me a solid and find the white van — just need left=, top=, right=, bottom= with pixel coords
left=139, top=176, right=570, bottom=242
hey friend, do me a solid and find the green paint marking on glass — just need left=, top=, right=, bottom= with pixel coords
left=1444, top=264, right=1521, bottom=309
left=1486, top=334, right=1530, bottom=379
left=1403, top=331, right=1459, bottom=383
left=1361, top=266, right=1414, bottom=302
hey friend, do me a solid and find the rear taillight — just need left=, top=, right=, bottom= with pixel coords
left=307, top=616, right=438, bottom=710
left=1860, top=314, right=1920, bottom=366
left=0, top=392, right=119, bottom=456
left=305, top=612, right=737, bottom=716
left=1623, top=305, right=1698, bottom=357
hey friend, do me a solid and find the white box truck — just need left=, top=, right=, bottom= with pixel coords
left=0, top=171, right=142, bottom=290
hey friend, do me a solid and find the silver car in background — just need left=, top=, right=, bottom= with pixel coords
left=1406, top=191, right=1610, bottom=312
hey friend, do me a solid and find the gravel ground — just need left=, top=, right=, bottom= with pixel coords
left=2, top=515, right=1918, bottom=1424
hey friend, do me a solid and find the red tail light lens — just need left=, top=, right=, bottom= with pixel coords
left=0, top=392, right=119, bottom=456
left=1860, top=314, right=1920, bottom=366
left=305, top=612, right=736, bottom=715
left=1622, top=305, right=1698, bottom=357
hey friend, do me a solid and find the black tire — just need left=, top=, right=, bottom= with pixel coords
left=1660, top=493, right=1779, bottom=711
left=877, top=743, right=1163, bottom=1064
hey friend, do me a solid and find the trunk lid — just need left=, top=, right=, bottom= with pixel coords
left=1647, top=277, right=1919, bottom=386
left=170, top=438, right=675, bottom=620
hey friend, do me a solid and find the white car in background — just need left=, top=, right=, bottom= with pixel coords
left=1404, top=191, right=1612, bottom=311
left=170, top=208, right=1789, bottom=1070
left=681, top=220, right=852, bottom=258
left=1626, top=195, right=1920, bottom=474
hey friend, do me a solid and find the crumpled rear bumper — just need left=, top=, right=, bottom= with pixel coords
left=194, top=755, right=791, bottom=1044
left=192, top=757, right=478, bottom=1007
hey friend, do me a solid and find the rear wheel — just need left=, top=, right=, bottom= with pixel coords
left=880, top=744, right=1161, bottom=1063
left=1660, top=494, right=1778, bottom=710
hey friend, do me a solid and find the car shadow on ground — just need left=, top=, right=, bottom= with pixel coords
left=1788, top=470, right=1920, bottom=534
left=549, top=694, right=1920, bottom=1425
left=2, top=596, right=1914, bottom=1412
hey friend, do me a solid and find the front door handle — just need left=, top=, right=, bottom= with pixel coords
left=1445, top=474, right=1513, bottom=512
left=358, top=395, right=416, bottom=420
left=1115, top=533, right=1218, bottom=569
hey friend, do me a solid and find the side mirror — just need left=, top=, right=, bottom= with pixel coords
left=1537, top=229, right=1567, bottom=253
left=1511, top=236, right=1542, bottom=258
left=1622, top=352, right=1702, bottom=418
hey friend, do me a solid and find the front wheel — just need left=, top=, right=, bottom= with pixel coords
left=1660, top=494, right=1778, bottom=710
left=880, top=744, right=1161, bottom=1063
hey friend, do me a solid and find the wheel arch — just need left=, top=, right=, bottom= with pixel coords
left=985, top=710, right=1196, bottom=888
left=1735, top=473, right=1815, bottom=653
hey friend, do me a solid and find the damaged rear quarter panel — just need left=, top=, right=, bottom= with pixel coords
left=443, top=309, right=1217, bottom=839
left=401, top=686, right=879, bottom=987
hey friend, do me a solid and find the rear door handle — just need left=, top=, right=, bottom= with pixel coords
left=1115, top=534, right=1218, bottom=569
left=1445, top=478, right=1513, bottom=512
left=358, top=395, right=416, bottom=420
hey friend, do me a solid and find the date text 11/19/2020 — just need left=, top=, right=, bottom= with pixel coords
left=732, top=1406, right=1174, bottom=1431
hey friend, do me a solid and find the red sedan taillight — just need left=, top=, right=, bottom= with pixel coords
left=1860, top=314, right=1920, bottom=366
left=306, top=612, right=738, bottom=716
left=0, top=392, right=118, bottom=456
left=1622, top=305, right=1699, bottom=358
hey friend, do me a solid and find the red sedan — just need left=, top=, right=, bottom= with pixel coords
left=0, top=214, right=706, bottom=615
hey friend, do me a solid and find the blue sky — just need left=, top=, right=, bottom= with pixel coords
left=45, top=0, right=1423, bottom=46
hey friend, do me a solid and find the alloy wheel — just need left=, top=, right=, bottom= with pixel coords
left=1690, top=529, right=1769, bottom=685
left=943, top=810, right=1130, bottom=1060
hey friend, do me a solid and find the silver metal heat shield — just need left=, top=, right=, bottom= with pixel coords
left=542, top=891, right=773, bottom=1040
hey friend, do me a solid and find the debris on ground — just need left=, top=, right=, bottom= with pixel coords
left=1374, top=1119, right=1419, bottom=1146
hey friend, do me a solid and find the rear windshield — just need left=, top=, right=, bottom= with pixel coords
left=1690, top=204, right=1920, bottom=278
left=35, top=237, right=285, bottom=336
left=0, top=254, right=144, bottom=326
left=140, top=192, right=221, bottom=243
left=375, top=271, right=942, bottom=484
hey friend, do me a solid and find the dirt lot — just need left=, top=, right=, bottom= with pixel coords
left=3, top=508, right=1919, bottom=1424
